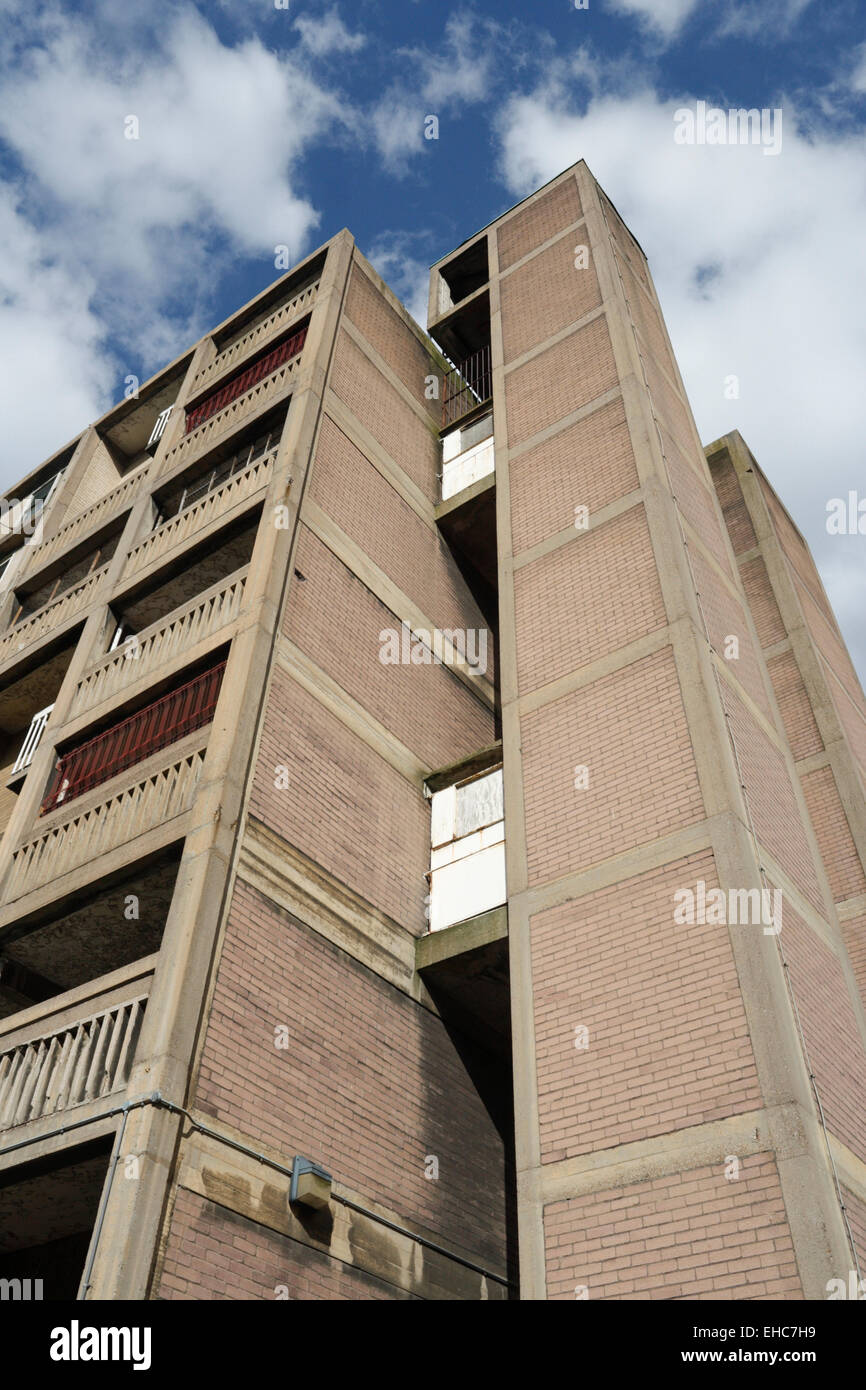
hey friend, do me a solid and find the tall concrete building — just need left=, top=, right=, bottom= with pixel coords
left=1, top=160, right=865, bottom=1301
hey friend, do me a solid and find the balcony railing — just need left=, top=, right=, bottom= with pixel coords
left=11, top=704, right=55, bottom=776
left=0, top=563, right=109, bottom=670
left=191, top=282, right=319, bottom=396
left=442, top=346, right=493, bottom=428
left=122, top=451, right=274, bottom=583
left=428, top=766, right=505, bottom=931
left=18, top=468, right=145, bottom=581
left=70, top=570, right=246, bottom=721
left=42, top=661, right=226, bottom=814
left=4, top=746, right=207, bottom=903
left=0, top=994, right=146, bottom=1132
left=185, top=326, right=308, bottom=434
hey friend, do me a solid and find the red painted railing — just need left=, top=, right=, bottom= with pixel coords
left=442, top=345, right=492, bottom=427
left=185, top=326, right=308, bottom=434
left=41, top=661, right=226, bottom=813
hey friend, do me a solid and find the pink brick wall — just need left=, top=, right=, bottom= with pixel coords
left=544, top=1154, right=802, bottom=1300
left=531, top=851, right=761, bottom=1162
left=193, top=881, right=508, bottom=1268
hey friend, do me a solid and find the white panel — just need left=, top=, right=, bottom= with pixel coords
left=429, top=842, right=506, bottom=932
left=430, top=785, right=456, bottom=848
left=441, top=438, right=495, bottom=501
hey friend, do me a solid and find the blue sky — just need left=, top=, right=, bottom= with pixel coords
left=1, top=0, right=865, bottom=672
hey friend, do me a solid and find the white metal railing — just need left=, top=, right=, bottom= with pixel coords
left=11, top=704, right=54, bottom=776
left=0, top=995, right=146, bottom=1131
left=428, top=766, right=505, bottom=931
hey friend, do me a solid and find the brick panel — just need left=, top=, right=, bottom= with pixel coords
left=842, top=915, right=866, bottom=1015
left=250, top=672, right=428, bottom=930
left=828, top=672, right=866, bottom=782
left=842, top=1188, right=866, bottom=1277
left=689, top=549, right=771, bottom=720
left=544, top=1155, right=802, bottom=1300
left=193, top=882, right=508, bottom=1267
left=344, top=264, right=439, bottom=426
left=794, top=570, right=864, bottom=710
left=781, top=899, right=866, bottom=1166
left=513, top=504, right=667, bottom=695
left=286, top=526, right=493, bottom=770
left=766, top=651, right=824, bottom=760
left=500, top=234, right=602, bottom=363
left=600, top=192, right=651, bottom=291
left=330, top=331, right=438, bottom=501
left=710, top=453, right=758, bottom=555
left=739, top=556, right=787, bottom=647
left=310, top=413, right=492, bottom=645
left=521, top=647, right=705, bottom=885
left=644, top=354, right=697, bottom=459
left=531, top=851, right=761, bottom=1162
left=721, top=685, right=824, bottom=915
left=617, top=248, right=675, bottom=379
left=663, top=432, right=734, bottom=579
left=159, top=1189, right=410, bottom=1300
left=509, top=397, right=638, bottom=556
left=497, top=177, right=582, bottom=272
left=801, top=766, right=866, bottom=903
left=505, top=314, right=618, bottom=448
left=760, top=477, right=837, bottom=624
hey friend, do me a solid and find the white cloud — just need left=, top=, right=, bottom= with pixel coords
left=606, top=0, right=698, bottom=43
left=0, top=188, right=113, bottom=478
left=716, top=0, right=815, bottom=40
left=370, top=14, right=497, bottom=171
left=495, top=77, right=866, bottom=679
left=0, top=3, right=349, bottom=483
left=366, top=233, right=430, bottom=327
left=294, top=8, right=366, bottom=56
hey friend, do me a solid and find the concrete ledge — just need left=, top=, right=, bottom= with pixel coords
left=416, top=904, right=507, bottom=971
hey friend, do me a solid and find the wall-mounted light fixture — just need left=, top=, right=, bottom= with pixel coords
left=289, top=1156, right=332, bottom=1210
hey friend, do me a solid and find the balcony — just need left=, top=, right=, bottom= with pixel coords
left=190, top=280, right=319, bottom=397
left=43, top=660, right=225, bottom=814
left=0, top=563, right=109, bottom=673
left=441, top=413, right=494, bottom=502
left=16, top=467, right=145, bottom=583
left=3, top=741, right=207, bottom=907
left=121, top=449, right=274, bottom=585
left=10, top=704, right=54, bottom=777
left=428, top=765, right=505, bottom=932
left=69, top=570, right=246, bottom=722
left=0, top=977, right=148, bottom=1133
left=160, top=333, right=304, bottom=478
left=442, top=346, right=493, bottom=429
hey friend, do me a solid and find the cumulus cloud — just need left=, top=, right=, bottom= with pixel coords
left=495, top=71, right=866, bottom=677
left=0, top=2, right=348, bottom=482
left=294, top=8, right=366, bottom=56
left=606, top=0, right=699, bottom=43
left=366, top=233, right=431, bottom=328
left=370, top=14, right=497, bottom=172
